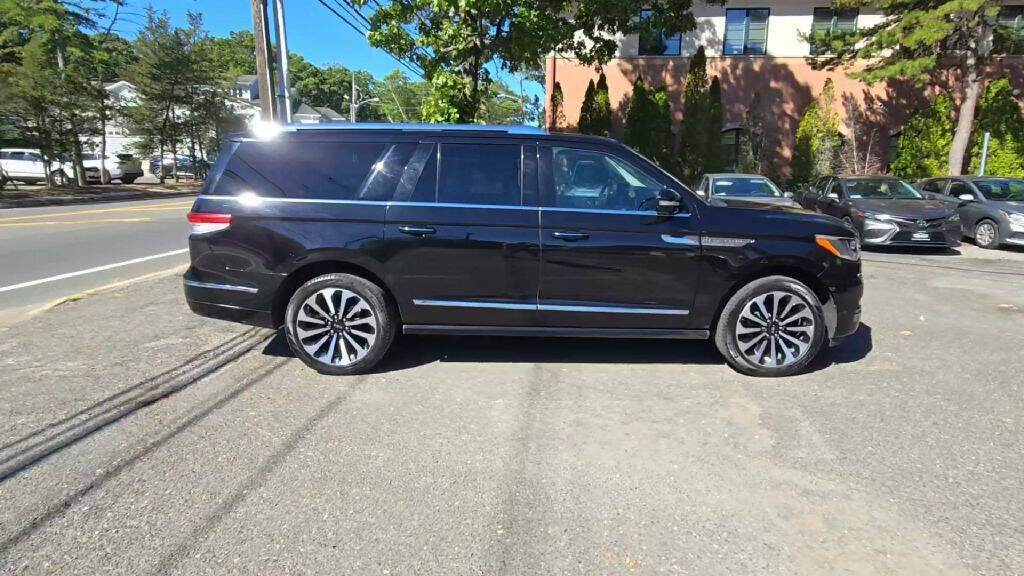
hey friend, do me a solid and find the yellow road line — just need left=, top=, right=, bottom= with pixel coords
left=0, top=217, right=154, bottom=228
left=0, top=200, right=194, bottom=222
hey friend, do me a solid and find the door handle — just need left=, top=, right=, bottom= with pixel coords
left=551, top=231, right=589, bottom=241
left=398, top=225, right=436, bottom=236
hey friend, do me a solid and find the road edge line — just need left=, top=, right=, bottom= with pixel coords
left=25, top=263, right=190, bottom=319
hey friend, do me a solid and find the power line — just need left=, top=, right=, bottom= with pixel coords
left=313, top=0, right=425, bottom=79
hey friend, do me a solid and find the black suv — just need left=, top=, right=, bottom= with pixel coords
left=185, top=124, right=862, bottom=377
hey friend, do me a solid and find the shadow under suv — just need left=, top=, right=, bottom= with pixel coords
left=184, top=124, right=863, bottom=377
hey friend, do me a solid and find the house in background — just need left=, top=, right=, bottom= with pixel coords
left=546, top=1, right=1024, bottom=178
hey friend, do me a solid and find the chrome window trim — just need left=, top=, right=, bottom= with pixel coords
left=413, top=299, right=688, bottom=315
left=183, top=279, right=259, bottom=294
left=197, top=195, right=692, bottom=217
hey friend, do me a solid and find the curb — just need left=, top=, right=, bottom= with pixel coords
left=0, top=189, right=199, bottom=209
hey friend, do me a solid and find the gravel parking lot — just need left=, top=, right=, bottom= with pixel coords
left=0, top=244, right=1022, bottom=575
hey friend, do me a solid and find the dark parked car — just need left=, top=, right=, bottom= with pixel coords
left=799, top=176, right=961, bottom=247
left=917, top=176, right=1024, bottom=249
left=184, top=124, right=862, bottom=377
left=694, top=173, right=802, bottom=208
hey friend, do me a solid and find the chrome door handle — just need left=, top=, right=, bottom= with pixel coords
left=551, top=231, right=589, bottom=241
left=398, top=225, right=436, bottom=236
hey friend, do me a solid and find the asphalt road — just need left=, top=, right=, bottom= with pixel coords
left=0, top=245, right=1022, bottom=575
left=0, top=197, right=193, bottom=324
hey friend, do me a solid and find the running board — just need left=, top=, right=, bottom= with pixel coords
left=402, top=325, right=710, bottom=339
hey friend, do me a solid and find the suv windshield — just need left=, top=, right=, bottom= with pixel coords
left=846, top=179, right=923, bottom=199
left=711, top=176, right=784, bottom=198
left=974, top=179, right=1024, bottom=201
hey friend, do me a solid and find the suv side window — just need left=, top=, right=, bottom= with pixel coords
left=221, top=141, right=410, bottom=201
left=438, top=143, right=521, bottom=206
left=545, top=146, right=662, bottom=212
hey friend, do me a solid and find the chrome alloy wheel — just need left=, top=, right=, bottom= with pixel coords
left=735, top=291, right=816, bottom=368
left=296, top=288, right=378, bottom=366
left=976, top=221, right=997, bottom=247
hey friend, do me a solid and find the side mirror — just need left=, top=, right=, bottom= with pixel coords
left=826, top=192, right=839, bottom=201
left=784, top=191, right=794, bottom=198
left=657, top=188, right=682, bottom=215
left=958, top=194, right=975, bottom=202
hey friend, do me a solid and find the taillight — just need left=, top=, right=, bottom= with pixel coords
left=187, top=212, right=231, bottom=235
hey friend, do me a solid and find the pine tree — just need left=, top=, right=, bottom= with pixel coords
left=890, top=92, right=954, bottom=180
left=970, top=78, right=1024, bottom=178
left=591, top=73, right=612, bottom=137
left=818, top=0, right=1004, bottom=175
left=679, top=46, right=709, bottom=184
left=651, top=84, right=675, bottom=170
left=705, top=76, right=724, bottom=172
left=623, top=77, right=650, bottom=152
left=548, top=81, right=566, bottom=131
left=578, top=79, right=596, bottom=134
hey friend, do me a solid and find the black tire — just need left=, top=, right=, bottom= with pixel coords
left=974, top=219, right=1000, bottom=249
left=714, top=275, right=827, bottom=377
left=284, top=273, right=397, bottom=375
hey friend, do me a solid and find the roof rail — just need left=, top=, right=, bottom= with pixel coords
left=280, top=122, right=548, bottom=135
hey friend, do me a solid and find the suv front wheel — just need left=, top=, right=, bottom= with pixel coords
left=284, top=273, right=396, bottom=375
left=714, top=276, right=827, bottom=377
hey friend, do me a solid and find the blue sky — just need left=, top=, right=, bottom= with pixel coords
left=105, top=1, right=542, bottom=99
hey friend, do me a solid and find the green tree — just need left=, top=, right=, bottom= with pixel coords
left=623, top=78, right=673, bottom=169
left=377, top=69, right=431, bottom=122
left=970, top=78, right=1024, bottom=178
left=578, top=79, right=596, bottom=134
left=793, top=79, right=840, bottom=185
left=890, top=92, right=954, bottom=179
left=679, top=46, right=708, bottom=184
left=705, top=76, right=724, bottom=173
left=737, top=91, right=777, bottom=176
left=548, top=81, right=566, bottom=131
left=199, top=30, right=256, bottom=79
left=353, top=0, right=721, bottom=122
left=818, top=0, right=1005, bottom=174
left=0, top=0, right=113, bottom=186
left=590, top=73, right=612, bottom=137
left=127, top=7, right=190, bottom=182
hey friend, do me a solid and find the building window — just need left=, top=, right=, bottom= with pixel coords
left=721, top=128, right=744, bottom=170
left=809, top=7, right=858, bottom=55
left=639, top=9, right=682, bottom=55
left=724, top=9, right=770, bottom=55
left=996, top=6, right=1024, bottom=54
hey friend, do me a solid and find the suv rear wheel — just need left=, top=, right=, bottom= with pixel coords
left=714, top=276, right=826, bottom=377
left=284, top=273, right=396, bottom=375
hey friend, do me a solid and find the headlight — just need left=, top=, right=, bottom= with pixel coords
left=816, top=235, right=860, bottom=261
left=948, top=213, right=960, bottom=223
left=1004, top=211, right=1024, bottom=226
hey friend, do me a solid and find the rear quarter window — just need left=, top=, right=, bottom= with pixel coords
left=214, top=140, right=416, bottom=202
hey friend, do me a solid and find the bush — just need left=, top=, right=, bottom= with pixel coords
left=548, top=81, right=566, bottom=131
left=890, top=92, right=953, bottom=180
left=969, top=78, right=1024, bottom=178
left=623, top=77, right=674, bottom=170
left=591, top=73, right=612, bottom=137
left=679, top=46, right=709, bottom=184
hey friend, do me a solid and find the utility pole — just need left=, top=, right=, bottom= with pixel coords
left=272, top=0, right=292, bottom=123
left=351, top=70, right=357, bottom=123
left=250, top=0, right=276, bottom=122
left=978, top=132, right=991, bottom=176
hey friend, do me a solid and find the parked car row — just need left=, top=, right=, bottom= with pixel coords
left=0, top=148, right=143, bottom=185
left=694, top=170, right=1024, bottom=252
left=916, top=176, right=1024, bottom=249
